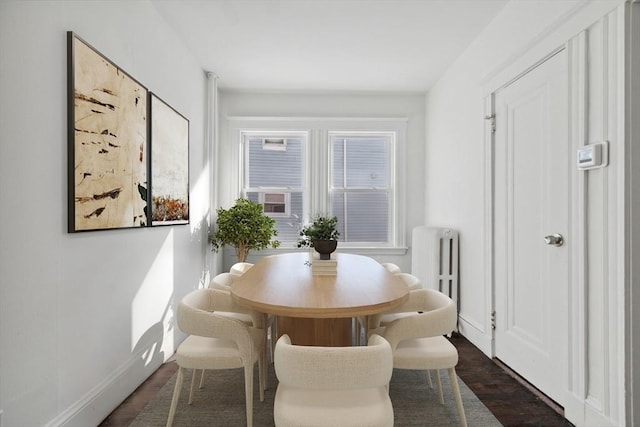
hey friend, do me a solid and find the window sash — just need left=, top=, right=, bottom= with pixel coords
left=329, top=133, right=394, bottom=246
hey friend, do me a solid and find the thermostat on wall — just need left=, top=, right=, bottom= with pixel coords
left=577, top=141, right=608, bottom=170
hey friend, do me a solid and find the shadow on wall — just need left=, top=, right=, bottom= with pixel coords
left=132, top=319, right=167, bottom=371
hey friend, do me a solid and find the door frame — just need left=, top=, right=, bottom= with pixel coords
left=484, top=44, right=572, bottom=353
left=488, top=46, right=570, bottom=406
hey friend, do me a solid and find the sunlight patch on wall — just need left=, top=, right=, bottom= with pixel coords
left=190, top=162, right=211, bottom=235
left=131, top=229, right=175, bottom=362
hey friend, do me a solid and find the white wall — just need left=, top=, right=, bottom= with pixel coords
left=424, top=0, right=632, bottom=425
left=217, top=91, right=426, bottom=271
left=0, top=1, right=209, bottom=425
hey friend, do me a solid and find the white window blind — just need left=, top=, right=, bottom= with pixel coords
left=243, top=133, right=306, bottom=242
left=331, top=135, right=392, bottom=244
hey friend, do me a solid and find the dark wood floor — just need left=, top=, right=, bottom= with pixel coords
left=450, top=334, right=573, bottom=426
left=99, top=333, right=573, bottom=426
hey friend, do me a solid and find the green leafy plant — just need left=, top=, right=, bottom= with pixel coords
left=209, top=198, right=280, bottom=262
left=296, top=214, right=340, bottom=248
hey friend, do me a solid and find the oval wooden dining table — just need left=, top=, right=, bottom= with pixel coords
left=231, top=252, right=409, bottom=346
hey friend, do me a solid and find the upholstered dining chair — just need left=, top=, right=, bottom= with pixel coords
left=370, top=288, right=468, bottom=427
left=273, top=333, right=394, bottom=427
left=166, top=288, right=266, bottom=427
left=223, top=265, right=277, bottom=361
left=369, top=273, right=424, bottom=329
left=204, top=272, right=271, bottom=387
left=229, top=261, right=254, bottom=277
left=356, top=272, right=423, bottom=345
left=207, top=273, right=256, bottom=326
left=209, top=271, right=235, bottom=291
left=380, top=262, right=401, bottom=274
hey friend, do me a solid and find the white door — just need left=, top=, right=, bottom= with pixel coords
left=493, top=49, right=569, bottom=406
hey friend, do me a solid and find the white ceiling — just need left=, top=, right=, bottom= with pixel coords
left=152, top=0, right=509, bottom=92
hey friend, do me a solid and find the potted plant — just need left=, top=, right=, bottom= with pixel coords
left=296, top=214, right=340, bottom=260
left=208, top=198, right=280, bottom=262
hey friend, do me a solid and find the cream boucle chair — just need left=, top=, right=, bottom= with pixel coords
left=370, top=288, right=467, bottom=427
left=273, top=334, right=394, bottom=427
left=396, top=272, right=421, bottom=290
left=224, top=265, right=277, bottom=360
left=166, top=288, right=266, bottom=427
left=209, top=271, right=235, bottom=291
left=229, top=262, right=254, bottom=277
left=208, top=273, right=255, bottom=323
left=380, top=262, right=401, bottom=274
left=201, top=272, right=270, bottom=386
left=369, top=273, right=424, bottom=328
left=356, top=272, right=423, bottom=345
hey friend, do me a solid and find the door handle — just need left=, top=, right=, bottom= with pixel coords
left=544, top=233, right=564, bottom=247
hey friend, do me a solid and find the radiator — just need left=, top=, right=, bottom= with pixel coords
left=411, top=226, right=460, bottom=314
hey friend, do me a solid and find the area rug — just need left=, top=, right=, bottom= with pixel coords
left=131, top=363, right=502, bottom=426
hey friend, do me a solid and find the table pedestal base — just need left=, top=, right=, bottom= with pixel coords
left=276, top=316, right=353, bottom=347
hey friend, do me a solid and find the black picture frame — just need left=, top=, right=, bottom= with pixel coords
left=148, top=92, right=190, bottom=226
left=67, top=32, right=149, bottom=232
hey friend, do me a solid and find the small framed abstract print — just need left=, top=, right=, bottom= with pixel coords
left=149, top=93, right=189, bottom=226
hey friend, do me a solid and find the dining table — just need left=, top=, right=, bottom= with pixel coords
left=231, top=252, right=410, bottom=346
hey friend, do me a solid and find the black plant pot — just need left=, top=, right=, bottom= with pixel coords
left=313, top=239, right=337, bottom=260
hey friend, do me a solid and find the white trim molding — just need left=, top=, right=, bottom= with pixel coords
left=624, top=1, right=640, bottom=425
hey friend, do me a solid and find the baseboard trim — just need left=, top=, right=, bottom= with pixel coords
left=564, top=392, right=621, bottom=427
left=45, top=335, right=166, bottom=427
left=458, top=315, right=492, bottom=356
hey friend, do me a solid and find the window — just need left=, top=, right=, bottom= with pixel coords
left=238, top=119, right=404, bottom=250
left=330, top=133, right=393, bottom=245
left=242, top=132, right=306, bottom=242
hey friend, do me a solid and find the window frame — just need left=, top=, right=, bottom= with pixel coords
left=240, top=129, right=310, bottom=236
left=328, top=131, right=397, bottom=247
left=232, top=118, right=407, bottom=255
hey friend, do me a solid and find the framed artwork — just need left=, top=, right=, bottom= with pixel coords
left=149, top=93, right=189, bottom=226
left=67, top=32, right=148, bottom=232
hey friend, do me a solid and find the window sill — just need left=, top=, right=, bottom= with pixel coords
left=251, top=246, right=408, bottom=257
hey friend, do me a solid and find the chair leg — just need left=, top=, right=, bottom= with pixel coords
left=364, top=315, right=369, bottom=342
left=166, top=366, right=184, bottom=427
left=270, top=317, right=278, bottom=360
left=188, top=369, right=197, bottom=404
left=448, top=367, right=468, bottom=427
left=244, top=363, right=254, bottom=427
left=263, top=326, right=270, bottom=389
left=426, top=370, right=434, bottom=389
left=198, top=369, right=205, bottom=389
left=354, top=318, right=360, bottom=346
left=259, top=351, right=266, bottom=401
left=435, top=369, right=444, bottom=404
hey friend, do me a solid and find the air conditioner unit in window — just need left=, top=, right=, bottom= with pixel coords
left=411, top=226, right=459, bottom=325
left=262, top=138, right=287, bottom=151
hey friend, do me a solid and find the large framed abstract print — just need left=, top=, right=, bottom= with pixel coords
left=67, top=32, right=148, bottom=232
left=149, top=93, right=189, bottom=226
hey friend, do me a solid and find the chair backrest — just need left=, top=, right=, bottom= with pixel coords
left=380, top=262, right=401, bottom=274
left=274, top=334, right=393, bottom=390
left=209, top=272, right=235, bottom=291
left=230, top=262, right=254, bottom=277
left=397, top=272, right=422, bottom=290
left=378, top=288, right=456, bottom=351
left=177, top=288, right=260, bottom=355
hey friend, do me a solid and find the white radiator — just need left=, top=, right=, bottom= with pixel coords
left=411, top=226, right=460, bottom=314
